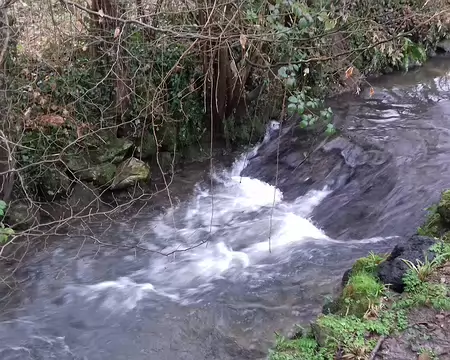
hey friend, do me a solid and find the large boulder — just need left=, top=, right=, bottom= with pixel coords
left=377, top=235, right=437, bottom=292
left=111, top=157, right=150, bottom=190
left=154, top=152, right=179, bottom=175
left=91, top=136, right=133, bottom=164
left=67, top=182, right=102, bottom=215
left=437, top=39, right=450, bottom=53
left=4, top=200, right=40, bottom=230
left=66, top=132, right=133, bottom=171
left=135, top=132, right=157, bottom=159
left=40, top=165, right=72, bottom=199
left=76, top=163, right=117, bottom=187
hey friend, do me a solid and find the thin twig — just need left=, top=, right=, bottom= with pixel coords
left=369, top=335, right=386, bottom=360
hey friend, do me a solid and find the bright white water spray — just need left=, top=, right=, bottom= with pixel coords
left=71, top=122, right=344, bottom=311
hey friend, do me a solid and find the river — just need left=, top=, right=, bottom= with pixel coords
left=1, top=57, right=450, bottom=359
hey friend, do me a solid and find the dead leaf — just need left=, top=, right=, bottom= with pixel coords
left=239, top=34, right=248, bottom=51
left=24, top=107, right=32, bottom=120
left=98, top=9, right=105, bottom=17
left=38, top=115, right=65, bottom=127
left=418, top=353, right=431, bottom=360
left=345, top=66, right=354, bottom=79
left=76, top=123, right=91, bottom=138
left=369, top=87, right=375, bottom=97
left=114, top=27, right=121, bottom=39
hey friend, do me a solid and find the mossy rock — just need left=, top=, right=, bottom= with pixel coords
left=5, top=200, right=40, bottom=230
left=76, top=163, right=117, bottom=187
left=90, top=136, right=134, bottom=164
left=39, top=165, right=72, bottom=199
left=311, top=321, right=331, bottom=347
left=154, top=152, right=180, bottom=174
left=159, top=123, right=178, bottom=151
left=339, top=271, right=384, bottom=316
left=437, top=190, right=450, bottom=225
left=111, top=157, right=150, bottom=190
left=135, top=132, right=157, bottom=159
left=66, top=154, right=90, bottom=173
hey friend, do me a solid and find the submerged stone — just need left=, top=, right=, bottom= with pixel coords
left=111, top=157, right=150, bottom=190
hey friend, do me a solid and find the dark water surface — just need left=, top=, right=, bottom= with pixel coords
left=2, top=58, right=450, bottom=359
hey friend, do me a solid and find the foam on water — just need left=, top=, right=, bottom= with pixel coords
left=72, top=121, right=334, bottom=310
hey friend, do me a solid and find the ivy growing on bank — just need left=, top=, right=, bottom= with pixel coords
left=2, top=0, right=449, bottom=200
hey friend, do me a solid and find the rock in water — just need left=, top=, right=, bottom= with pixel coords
left=377, top=235, right=436, bottom=292
left=111, top=158, right=150, bottom=190
left=437, top=39, right=450, bottom=53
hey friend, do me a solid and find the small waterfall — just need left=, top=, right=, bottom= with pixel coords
left=71, top=121, right=333, bottom=311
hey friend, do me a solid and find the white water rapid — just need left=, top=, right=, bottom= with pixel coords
left=68, top=123, right=338, bottom=311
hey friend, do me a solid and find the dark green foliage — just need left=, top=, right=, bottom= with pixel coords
left=418, top=205, right=443, bottom=238
left=437, top=190, right=450, bottom=225
left=341, top=271, right=385, bottom=316
left=418, top=190, right=450, bottom=237
left=396, top=270, right=450, bottom=311
left=270, top=309, right=408, bottom=360
left=352, top=251, right=387, bottom=275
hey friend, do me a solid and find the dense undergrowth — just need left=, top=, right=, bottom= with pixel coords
left=2, top=0, right=450, bottom=202
left=270, top=190, right=450, bottom=360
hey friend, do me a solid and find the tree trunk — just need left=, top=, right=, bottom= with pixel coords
left=90, top=0, right=132, bottom=137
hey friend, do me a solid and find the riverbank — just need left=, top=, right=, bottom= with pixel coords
left=269, top=190, right=450, bottom=360
left=2, top=0, right=450, bottom=244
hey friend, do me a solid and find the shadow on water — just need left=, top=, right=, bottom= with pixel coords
left=2, top=57, right=450, bottom=359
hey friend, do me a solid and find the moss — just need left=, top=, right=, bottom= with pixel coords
left=340, top=271, right=385, bottom=316
left=418, top=205, right=444, bottom=238
left=351, top=252, right=387, bottom=275
left=92, top=137, right=134, bottom=164
left=417, top=190, right=450, bottom=238
left=76, top=163, right=117, bottom=187
left=271, top=188, right=450, bottom=360
left=437, top=189, right=450, bottom=226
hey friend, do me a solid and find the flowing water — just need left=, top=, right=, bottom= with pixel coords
left=2, top=58, right=450, bottom=359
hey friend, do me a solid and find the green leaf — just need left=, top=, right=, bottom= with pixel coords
left=288, top=95, right=299, bottom=103
left=324, top=19, right=336, bottom=31
left=285, top=77, right=296, bottom=88
left=298, top=17, right=309, bottom=29
left=287, top=103, right=298, bottom=114
left=292, top=4, right=303, bottom=18
left=325, top=123, right=336, bottom=135
left=278, top=67, right=288, bottom=78
left=403, top=56, right=410, bottom=72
